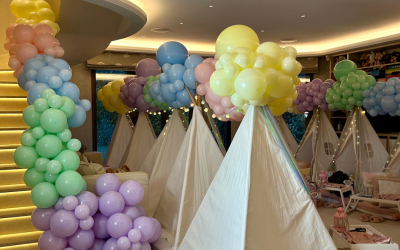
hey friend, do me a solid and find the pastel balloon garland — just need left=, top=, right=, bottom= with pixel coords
left=293, top=79, right=334, bottom=112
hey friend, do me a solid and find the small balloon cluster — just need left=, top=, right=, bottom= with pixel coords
left=154, top=41, right=203, bottom=108
left=6, top=23, right=64, bottom=78
left=14, top=90, right=86, bottom=210
left=98, top=80, right=130, bottom=114
left=34, top=173, right=161, bottom=250
left=293, top=79, right=334, bottom=112
left=326, top=60, right=376, bottom=111
left=9, top=0, right=60, bottom=34
left=195, top=57, right=244, bottom=121
left=208, top=25, right=301, bottom=116
left=19, top=55, right=91, bottom=127
left=362, top=78, right=400, bottom=116
left=143, top=75, right=169, bottom=111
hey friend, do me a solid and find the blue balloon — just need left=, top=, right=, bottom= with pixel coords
left=37, top=66, right=59, bottom=84
left=159, top=73, right=168, bottom=84
left=176, top=100, right=183, bottom=107
left=369, top=98, right=377, bottom=106
left=152, top=81, right=161, bottom=94
left=173, top=80, right=184, bottom=91
left=156, top=41, right=189, bottom=67
left=156, top=95, right=165, bottom=103
left=167, top=64, right=186, bottom=82
left=162, top=63, right=172, bottom=73
left=149, top=86, right=157, bottom=99
left=17, top=71, right=28, bottom=91
left=375, top=105, right=382, bottom=111
left=363, top=98, right=372, bottom=110
left=161, top=83, right=176, bottom=101
left=389, top=111, right=397, bottom=116
left=385, top=86, right=395, bottom=96
left=395, top=94, right=400, bottom=103
left=168, top=83, right=177, bottom=94
left=23, top=58, right=46, bottom=72
left=395, top=82, right=400, bottom=94
left=25, top=80, right=37, bottom=91
left=28, top=83, right=50, bottom=104
left=67, top=105, right=86, bottom=128
left=386, top=79, right=396, bottom=87
left=48, top=76, right=63, bottom=89
left=396, top=109, right=400, bottom=116
left=362, top=90, right=369, bottom=98
left=184, top=55, right=203, bottom=69
left=56, top=82, right=80, bottom=103
left=369, top=91, right=376, bottom=98
left=176, top=89, right=191, bottom=104
left=378, top=110, right=388, bottom=115
left=381, top=95, right=397, bottom=112
left=44, top=55, right=55, bottom=64
left=26, top=69, right=37, bottom=81
left=373, top=86, right=380, bottom=93
left=48, top=59, right=71, bottom=71
left=34, top=54, right=45, bottom=60
left=58, top=69, right=72, bottom=82
left=370, top=109, right=378, bottom=117
left=375, top=91, right=384, bottom=103
left=377, top=82, right=385, bottom=90
left=182, top=67, right=197, bottom=89
left=166, top=100, right=177, bottom=109
left=189, top=88, right=196, bottom=97
left=79, top=99, right=91, bottom=111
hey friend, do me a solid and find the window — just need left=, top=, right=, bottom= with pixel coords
left=324, top=142, right=334, bottom=156
left=364, top=143, right=374, bottom=158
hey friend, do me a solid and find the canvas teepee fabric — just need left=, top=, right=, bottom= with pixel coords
left=119, top=112, right=156, bottom=170
left=295, top=108, right=339, bottom=181
left=147, top=110, right=187, bottom=216
left=382, top=133, right=400, bottom=174
left=103, top=114, right=134, bottom=168
left=154, top=107, right=224, bottom=250
left=328, top=107, right=388, bottom=191
left=179, top=106, right=336, bottom=250
left=275, top=116, right=298, bottom=153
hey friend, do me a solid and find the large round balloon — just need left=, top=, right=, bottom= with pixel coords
left=156, top=41, right=188, bottom=67
left=216, top=25, right=260, bottom=58
left=136, top=58, right=161, bottom=77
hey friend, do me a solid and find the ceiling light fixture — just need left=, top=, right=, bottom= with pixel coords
left=151, top=28, right=171, bottom=33
left=142, top=36, right=145, bottom=37
left=180, top=22, right=184, bottom=25
left=209, top=5, right=213, bottom=7
left=261, top=30, right=264, bottom=33
left=301, top=15, right=306, bottom=18
left=280, top=38, right=297, bottom=43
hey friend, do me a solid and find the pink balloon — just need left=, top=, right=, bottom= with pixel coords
left=296, top=104, right=307, bottom=112
left=34, top=32, right=55, bottom=52
left=302, top=101, right=310, bottom=107
left=4, top=41, right=11, bottom=50
left=128, top=83, right=143, bottom=99
left=195, top=62, right=215, bottom=84
left=196, top=84, right=207, bottom=96
left=54, top=38, right=60, bottom=46
left=9, top=43, right=17, bottom=55
left=8, top=58, right=21, bottom=69
left=135, top=94, right=150, bottom=112
left=38, top=230, right=68, bottom=250
left=34, top=23, right=53, bottom=35
left=13, top=24, right=35, bottom=44
left=31, top=207, right=56, bottom=231
left=44, top=46, right=56, bottom=56
left=203, top=58, right=214, bottom=63
left=16, top=43, right=38, bottom=63
left=136, top=58, right=161, bottom=77
left=119, top=92, right=126, bottom=100
left=293, top=99, right=300, bottom=105
left=320, top=103, right=328, bottom=110
left=307, top=106, right=314, bottom=111
left=213, top=104, right=225, bottom=115
left=305, top=96, right=312, bottom=102
left=14, top=66, right=23, bottom=78
left=136, top=77, right=146, bottom=86
left=6, top=23, right=18, bottom=38
left=314, top=98, right=322, bottom=105
left=207, top=88, right=222, bottom=103
left=55, top=46, right=64, bottom=58
left=221, top=96, right=234, bottom=108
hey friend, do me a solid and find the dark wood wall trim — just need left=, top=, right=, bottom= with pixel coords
left=91, top=70, right=97, bottom=151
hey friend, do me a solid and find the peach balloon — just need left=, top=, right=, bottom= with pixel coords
left=9, top=44, right=17, bottom=55
left=34, top=32, right=54, bottom=52
left=44, top=46, right=56, bottom=56
left=13, top=24, right=35, bottom=44
left=14, top=66, right=24, bottom=78
left=8, top=58, right=21, bottom=70
left=196, top=84, right=207, bottom=96
left=16, top=43, right=38, bottom=63
left=213, top=104, right=225, bottom=115
left=194, top=62, right=215, bottom=84
left=33, top=23, right=53, bottom=35
left=4, top=41, right=11, bottom=51
left=54, top=38, right=60, bottom=46
left=55, top=46, right=64, bottom=58
left=206, top=87, right=223, bottom=103
left=9, top=36, right=16, bottom=44
left=221, top=96, right=234, bottom=108
left=6, top=23, right=18, bottom=38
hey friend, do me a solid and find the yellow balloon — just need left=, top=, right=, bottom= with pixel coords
left=266, top=71, right=293, bottom=98
left=256, top=42, right=283, bottom=68
left=35, top=0, right=51, bottom=10
left=102, top=85, right=113, bottom=98
left=29, top=11, right=39, bottom=22
left=252, top=55, right=268, bottom=72
left=108, top=94, right=122, bottom=108
left=264, top=68, right=278, bottom=85
left=210, top=69, right=235, bottom=97
left=280, top=96, right=293, bottom=108
left=215, top=25, right=259, bottom=58
left=37, top=8, right=55, bottom=22
left=97, top=89, right=105, bottom=101
left=281, top=57, right=298, bottom=74
left=269, top=105, right=286, bottom=116
left=223, top=63, right=240, bottom=79
left=219, top=53, right=235, bottom=67
left=232, top=47, right=255, bottom=57
left=234, top=68, right=267, bottom=101
left=26, top=19, right=37, bottom=25
left=293, top=61, right=302, bottom=76
left=116, top=104, right=128, bottom=114
left=102, top=99, right=115, bottom=112
left=15, top=17, right=29, bottom=24
left=258, top=90, right=274, bottom=106
left=10, top=0, right=21, bottom=17
left=111, top=80, right=124, bottom=93
left=17, top=0, right=36, bottom=18
left=292, top=104, right=302, bottom=114
left=234, top=53, right=252, bottom=68
left=231, top=93, right=245, bottom=107
left=283, top=46, right=298, bottom=58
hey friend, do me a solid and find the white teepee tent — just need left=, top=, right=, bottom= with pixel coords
left=103, top=114, right=134, bottom=168
left=154, top=107, right=224, bottom=250
left=179, top=106, right=336, bottom=250
left=295, top=108, right=339, bottom=181
left=119, top=112, right=156, bottom=170
left=328, top=107, right=388, bottom=191
left=382, top=133, right=400, bottom=174
left=147, top=110, right=187, bottom=216
left=275, top=116, right=298, bottom=153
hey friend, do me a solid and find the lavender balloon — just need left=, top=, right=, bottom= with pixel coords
left=119, top=180, right=144, bottom=206
left=31, top=207, right=56, bottom=231
left=38, top=230, right=68, bottom=250
left=140, top=242, right=151, bottom=250
left=103, top=238, right=118, bottom=250
left=99, top=191, right=125, bottom=216
left=117, top=236, right=131, bottom=250
left=122, top=206, right=141, bottom=221
left=68, top=228, right=95, bottom=250
left=80, top=216, right=94, bottom=230
left=128, top=229, right=141, bottom=243
left=148, top=217, right=162, bottom=243
left=133, top=216, right=155, bottom=242
left=136, top=205, right=146, bottom=216
left=294, top=78, right=334, bottom=112
left=136, top=58, right=161, bottom=78
left=50, top=209, right=79, bottom=237
left=128, top=242, right=141, bottom=250
left=95, top=173, right=121, bottom=196
left=106, top=213, right=133, bottom=238
left=88, top=239, right=105, bottom=250
left=75, top=204, right=90, bottom=220
left=54, top=197, right=64, bottom=210
left=92, top=213, right=110, bottom=239
left=76, top=191, right=98, bottom=216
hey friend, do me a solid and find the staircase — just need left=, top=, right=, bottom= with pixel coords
left=0, top=69, right=40, bottom=250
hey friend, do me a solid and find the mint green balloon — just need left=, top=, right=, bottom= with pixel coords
left=353, top=90, right=364, bottom=101
left=348, top=97, right=356, bottom=105
left=339, top=83, right=348, bottom=91
left=48, top=95, right=62, bottom=109
left=143, top=85, right=150, bottom=95
left=32, top=126, right=45, bottom=139
left=23, top=105, right=41, bottom=127
left=31, top=182, right=59, bottom=208
left=35, top=135, right=62, bottom=158
left=14, top=146, right=39, bottom=169
left=352, top=82, right=361, bottom=90
left=333, top=60, right=358, bottom=80
left=328, top=104, right=336, bottom=110
left=346, top=104, right=354, bottom=111
left=24, top=168, right=45, bottom=188
left=35, top=157, right=49, bottom=172
left=356, top=101, right=363, bottom=107
left=341, top=98, right=348, bottom=105
left=40, top=108, right=67, bottom=133
left=54, top=150, right=80, bottom=172
left=343, top=88, right=353, bottom=98
left=357, top=75, right=366, bottom=83
left=41, top=89, right=56, bottom=100
left=60, top=96, right=75, bottom=118
left=55, top=171, right=83, bottom=196
left=67, top=139, right=81, bottom=152
left=61, top=142, right=68, bottom=151
left=45, top=172, right=59, bottom=183
left=144, top=94, right=152, bottom=103
left=149, top=100, right=157, bottom=108
left=46, top=160, right=62, bottom=174
left=355, top=70, right=367, bottom=76
left=333, top=94, right=341, bottom=102
left=360, top=82, right=369, bottom=90
left=366, top=75, right=376, bottom=87
left=21, top=131, right=37, bottom=146
left=57, top=128, right=72, bottom=142
left=34, top=98, right=49, bottom=113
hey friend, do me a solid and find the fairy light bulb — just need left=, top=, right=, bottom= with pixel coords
left=201, top=101, right=205, bottom=104
left=158, top=112, right=161, bottom=115
left=149, top=112, right=152, bottom=114
left=226, top=114, right=230, bottom=119
left=190, top=103, right=195, bottom=107
left=218, top=117, right=222, bottom=120
left=166, top=120, right=169, bottom=123
left=204, top=108, right=208, bottom=112
left=212, top=114, right=216, bottom=118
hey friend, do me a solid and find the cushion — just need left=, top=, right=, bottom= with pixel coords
left=362, top=172, right=400, bottom=198
left=378, top=179, right=400, bottom=208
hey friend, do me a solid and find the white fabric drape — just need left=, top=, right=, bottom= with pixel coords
left=103, top=115, right=133, bottom=168
left=276, top=116, right=298, bottom=154
left=179, top=106, right=336, bottom=250
left=154, top=107, right=224, bottom=250
left=119, top=112, right=156, bottom=170
left=384, top=133, right=400, bottom=173
left=147, top=110, right=186, bottom=216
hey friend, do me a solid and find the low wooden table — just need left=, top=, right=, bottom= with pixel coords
left=344, top=194, right=400, bottom=213
left=321, top=185, right=355, bottom=207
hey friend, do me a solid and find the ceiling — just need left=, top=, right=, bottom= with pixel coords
left=107, top=0, right=400, bottom=56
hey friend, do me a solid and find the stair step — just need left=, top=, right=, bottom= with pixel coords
left=0, top=131, right=23, bottom=146
left=0, top=216, right=36, bottom=235
left=0, top=184, right=30, bottom=193
left=0, top=191, right=33, bottom=209
left=0, top=149, right=15, bottom=165
left=0, top=114, right=27, bottom=130
left=0, top=232, right=41, bottom=248
left=0, top=84, right=27, bottom=98
left=0, top=169, right=25, bottom=186
left=0, top=165, right=19, bottom=171
left=0, top=243, right=38, bottom=250
left=0, top=72, right=17, bottom=84
left=0, top=98, right=28, bottom=113
left=0, top=206, right=35, bottom=219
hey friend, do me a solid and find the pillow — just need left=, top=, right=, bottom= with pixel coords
left=374, top=177, right=400, bottom=198
left=362, top=172, right=400, bottom=198
left=378, top=179, right=400, bottom=208
left=297, top=161, right=310, bottom=169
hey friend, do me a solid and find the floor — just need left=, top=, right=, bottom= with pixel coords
left=317, top=206, right=400, bottom=249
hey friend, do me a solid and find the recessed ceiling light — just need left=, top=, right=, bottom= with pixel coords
left=151, top=28, right=171, bottom=33
left=209, top=5, right=213, bottom=7
left=280, top=38, right=297, bottom=43
left=261, top=30, right=264, bottom=32
left=142, top=36, right=145, bottom=37
left=180, top=22, right=184, bottom=25
left=301, top=15, right=306, bottom=18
